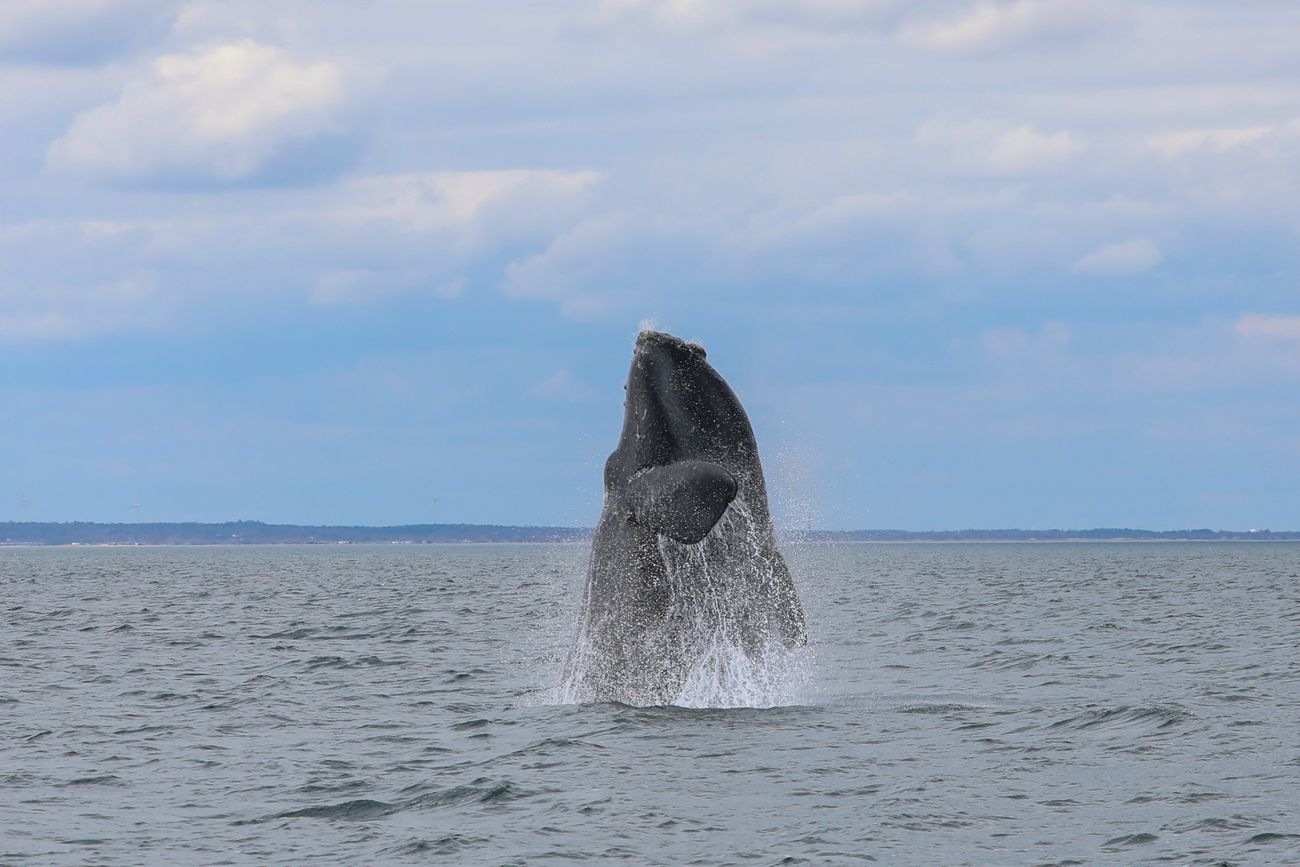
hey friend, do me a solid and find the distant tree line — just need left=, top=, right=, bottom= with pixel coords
left=0, top=520, right=591, bottom=546
left=3, top=521, right=1299, bottom=546
left=804, top=528, right=1300, bottom=541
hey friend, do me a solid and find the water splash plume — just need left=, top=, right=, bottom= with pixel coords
left=559, top=497, right=811, bottom=709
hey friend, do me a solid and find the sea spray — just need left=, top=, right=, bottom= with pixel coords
left=558, top=496, right=811, bottom=708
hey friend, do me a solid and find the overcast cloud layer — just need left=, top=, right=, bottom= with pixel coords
left=3, top=0, right=1300, bottom=530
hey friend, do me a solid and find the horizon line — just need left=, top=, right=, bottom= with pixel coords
left=2, top=520, right=1298, bottom=544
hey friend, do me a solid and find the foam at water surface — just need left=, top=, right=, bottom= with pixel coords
left=672, top=637, right=811, bottom=709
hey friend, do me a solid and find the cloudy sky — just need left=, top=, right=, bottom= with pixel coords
left=2, top=0, right=1299, bottom=530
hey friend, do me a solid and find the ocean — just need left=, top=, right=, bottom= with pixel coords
left=2, top=542, right=1297, bottom=866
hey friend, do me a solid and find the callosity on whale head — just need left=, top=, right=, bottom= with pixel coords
left=559, top=330, right=807, bottom=707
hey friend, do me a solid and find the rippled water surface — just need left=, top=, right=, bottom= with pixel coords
left=3, top=542, right=1299, bottom=866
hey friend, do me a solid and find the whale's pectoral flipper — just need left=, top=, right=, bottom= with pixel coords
left=626, top=460, right=738, bottom=544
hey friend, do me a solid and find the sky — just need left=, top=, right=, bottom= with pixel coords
left=2, top=0, right=1300, bottom=531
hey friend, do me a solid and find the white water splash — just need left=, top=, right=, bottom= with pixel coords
left=657, top=497, right=810, bottom=708
left=557, top=496, right=811, bottom=708
left=672, top=636, right=811, bottom=709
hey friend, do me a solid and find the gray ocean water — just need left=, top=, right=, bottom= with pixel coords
left=2, top=542, right=1298, bottom=866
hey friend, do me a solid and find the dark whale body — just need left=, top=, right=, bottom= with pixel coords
left=560, top=330, right=806, bottom=706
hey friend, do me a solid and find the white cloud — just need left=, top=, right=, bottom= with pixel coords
left=503, top=214, right=635, bottom=319
left=332, top=170, right=603, bottom=236
left=738, top=189, right=915, bottom=249
left=590, top=0, right=903, bottom=34
left=1236, top=314, right=1300, bottom=341
left=46, top=39, right=350, bottom=183
left=781, top=189, right=913, bottom=228
left=902, top=0, right=1124, bottom=55
left=988, top=124, right=1086, bottom=174
left=1232, top=314, right=1300, bottom=380
left=917, top=119, right=1085, bottom=175
left=0, top=163, right=605, bottom=337
left=1071, top=238, right=1162, bottom=276
left=1146, top=125, right=1276, bottom=159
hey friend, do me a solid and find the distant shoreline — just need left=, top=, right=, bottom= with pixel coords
left=806, top=528, right=1300, bottom=542
left=2, top=521, right=1299, bottom=546
left=0, top=520, right=589, bottom=546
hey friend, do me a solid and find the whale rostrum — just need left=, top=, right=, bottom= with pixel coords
left=560, top=330, right=807, bottom=706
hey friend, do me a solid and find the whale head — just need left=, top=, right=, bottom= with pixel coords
left=602, top=330, right=768, bottom=545
left=610, top=330, right=757, bottom=480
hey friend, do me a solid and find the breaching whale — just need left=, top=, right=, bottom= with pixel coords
left=560, top=330, right=806, bottom=706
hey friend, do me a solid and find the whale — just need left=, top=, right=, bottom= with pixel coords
left=560, top=330, right=806, bottom=706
